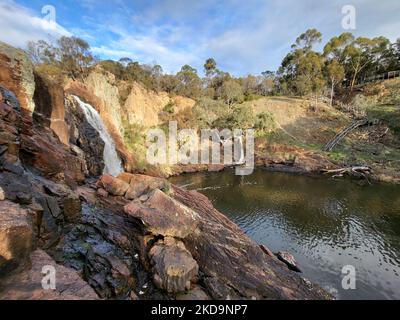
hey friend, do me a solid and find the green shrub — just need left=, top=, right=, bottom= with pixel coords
left=352, top=94, right=378, bottom=110
left=122, top=119, right=149, bottom=170
left=35, top=63, right=64, bottom=84
left=244, top=93, right=263, bottom=102
left=163, top=101, right=175, bottom=114
left=161, top=181, right=172, bottom=195
left=192, top=97, right=228, bottom=128
left=213, top=104, right=256, bottom=130
left=254, top=112, right=276, bottom=136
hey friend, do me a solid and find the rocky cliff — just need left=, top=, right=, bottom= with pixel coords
left=0, top=41, right=35, bottom=113
left=84, top=68, right=195, bottom=130
left=0, top=43, right=330, bottom=300
left=0, top=40, right=196, bottom=174
left=122, top=80, right=195, bottom=127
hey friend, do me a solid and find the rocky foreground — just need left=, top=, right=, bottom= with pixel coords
left=0, top=94, right=329, bottom=299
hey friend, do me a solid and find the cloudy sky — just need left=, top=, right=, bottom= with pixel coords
left=0, top=0, right=399, bottom=75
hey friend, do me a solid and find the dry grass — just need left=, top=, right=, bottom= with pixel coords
left=241, top=96, right=349, bottom=146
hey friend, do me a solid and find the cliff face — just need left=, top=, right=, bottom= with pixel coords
left=64, top=79, right=134, bottom=172
left=0, top=41, right=35, bottom=113
left=83, top=69, right=195, bottom=128
left=70, top=69, right=195, bottom=173
left=64, top=96, right=105, bottom=176
left=84, top=70, right=123, bottom=132
left=123, top=81, right=195, bottom=127
left=33, top=73, right=69, bottom=145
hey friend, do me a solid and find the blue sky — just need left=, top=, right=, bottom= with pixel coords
left=0, top=0, right=399, bottom=75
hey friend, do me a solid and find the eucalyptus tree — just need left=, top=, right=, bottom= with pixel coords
left=325, top=59, right=345, bottom=106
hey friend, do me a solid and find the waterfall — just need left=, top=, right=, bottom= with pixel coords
left=215, top=130, right=245, bottom=165
left=234, top=135, right=245, bottom=165
left=73, top=96, right=123, bottom=176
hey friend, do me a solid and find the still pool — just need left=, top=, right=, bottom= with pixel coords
left=170, top=170, right=400, bottom=300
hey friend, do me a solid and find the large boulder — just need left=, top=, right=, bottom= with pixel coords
left=0, top=249, right=99, bottom=300
left=55, top=202, right=141, bottom=299
left=0, top=171, right=32, bottom=204
left=33, top=178, right=83, bottom=247
left=149, top=237, right=198, bottom=293
left=120, top=173, right=169, bottom=200
left=0, top=201, right=33, bottom=276
left=19, top=123, right=87, bottom=185
left=0, top=41, right=35, bottom=112
left=124, top=189, right=199, bottom=238
left=99, top=174, right=129, bottom=196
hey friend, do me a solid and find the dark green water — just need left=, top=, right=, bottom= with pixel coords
left=170, top=170, right=400, bottom=300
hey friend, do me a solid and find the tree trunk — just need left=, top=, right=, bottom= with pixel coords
left=350, top=72, right=357, bottom=92
left=315, top=94, right=318, bottom=111
left=330, top=81, right=334, bottom=106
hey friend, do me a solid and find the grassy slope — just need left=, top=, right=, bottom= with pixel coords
left=241, top=96, right=348, bottom=170
left=242, top=80, right=400, bottom=182
left=333, top=79, right=400, bottom=181
left=244, top=96, right=349, bottom=148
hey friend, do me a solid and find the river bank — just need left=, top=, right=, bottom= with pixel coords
left=165, top=155, right=400, bottom=186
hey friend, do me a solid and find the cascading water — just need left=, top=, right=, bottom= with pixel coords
left=73, top=96, right=123, bottom=176
left=215, top=130, right=245, bottom=165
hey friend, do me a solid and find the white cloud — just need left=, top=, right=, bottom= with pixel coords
left=100, top=26, right=199, bottom=73
left=0, top=0, right=398, bottom=75
left=91, top=46, right=134, bottom=59
left=0, top=0, right=71, bottom=48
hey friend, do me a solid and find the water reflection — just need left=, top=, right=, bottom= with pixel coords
left=170, top=170, right=400, bottom=300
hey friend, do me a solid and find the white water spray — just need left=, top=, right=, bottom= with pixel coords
left=73, top=96, right=123, bottom=176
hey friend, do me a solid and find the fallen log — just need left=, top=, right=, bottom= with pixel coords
left=322, top=166, right=372, bottom=182
left=323, top=119, right=369, bottom=152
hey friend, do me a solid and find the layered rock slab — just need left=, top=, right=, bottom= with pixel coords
left=124, top=189, right=198, bottom=239
left=0, top=249, right=99, bottom=300
left=0, top=201, right=33, bottom=275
